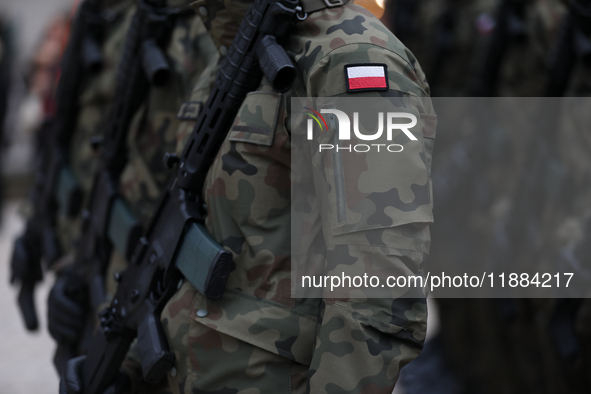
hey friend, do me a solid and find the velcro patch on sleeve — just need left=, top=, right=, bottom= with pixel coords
left=176, top=101, right=202, bottom=120
left=344, top=63, right=389, bottom=92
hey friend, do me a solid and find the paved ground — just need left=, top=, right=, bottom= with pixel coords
left=0, top=200, right=59, bottom=393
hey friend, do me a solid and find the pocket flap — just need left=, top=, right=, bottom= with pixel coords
left=191, top=289, right=318, bottom=366
left=228, top=92, right=282, bottom=146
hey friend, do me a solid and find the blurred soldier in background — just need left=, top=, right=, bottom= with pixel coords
left=8, top=0, right=216, bottom=379
left=44, top=0, right=136, bottom=374
left=9, top=0, right=136, bottom=374
left=394, top=0, right=591, bottom=393
left=8, top=6, right=73, bottom=336
left=43, top=0, right=216, bottom=379
left=531, top=1, right=591, bottom=391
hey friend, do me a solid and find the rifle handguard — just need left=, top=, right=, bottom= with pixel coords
left=82, top=36, right=104, bottom=74
left=108, top=198, right=143, bottom=260
left=57, top=166, right=84, bottom=218
left=141, top=38, right=171, bottom=86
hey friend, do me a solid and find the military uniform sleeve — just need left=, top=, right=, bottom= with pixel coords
left=291, top=6, right=436, bottom=391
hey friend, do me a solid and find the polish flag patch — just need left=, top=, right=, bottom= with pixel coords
left=345, top=64, right=389, bottom=92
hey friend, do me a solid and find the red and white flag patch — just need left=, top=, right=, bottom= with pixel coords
left=345, top=63, right=389, bottom=92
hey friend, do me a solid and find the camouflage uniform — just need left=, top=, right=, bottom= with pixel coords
left=44, top=0, right=138, bottom=378
left=118, top=0, right=216, bottom=225
left=49, top=0, right=217, bottom=367
left=47, top=0, right=134, bottom=340
left=108, top=0, right=217, bottom=297
left=56, top=0, right=136, bottom=260
left=139, top=2, right=437, bottom=393
left=58, top=0, right=217, bottom=270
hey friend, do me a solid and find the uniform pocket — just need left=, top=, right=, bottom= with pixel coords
left=320, top=107, right=437, bottom=237
left=189, top=288, right=318, bottom=366
left=228, top=91, right=282, bottom=146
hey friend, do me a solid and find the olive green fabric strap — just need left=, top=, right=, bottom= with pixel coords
left=299, top=0, right=350, bottom=14
left=108, top=198, right=143, bottom=259
left=56, top=166, right=80, bottom=217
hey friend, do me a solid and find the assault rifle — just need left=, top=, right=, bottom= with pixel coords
left=10, top=0, right=106, bottom=332
left=79, top=0, right=298, bottom=391
left=62, top=0, right=179, bottom=372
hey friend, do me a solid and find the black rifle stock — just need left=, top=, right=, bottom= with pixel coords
left=9, top=0, right=106, bottom=332
left=80, top=0, right=298, bottom=391
left=67, top=0, right=177, bottom=372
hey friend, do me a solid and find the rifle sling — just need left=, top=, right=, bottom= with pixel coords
left=56, top=166, right=82, bottom=218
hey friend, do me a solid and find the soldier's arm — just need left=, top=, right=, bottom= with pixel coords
left=294, top=9, right=435, bottom=391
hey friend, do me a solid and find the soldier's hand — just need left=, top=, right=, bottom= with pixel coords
left=47, top=268, right=86, bottom=344
left=59, top=356, right=131, bottom=394
left=60, top=355, right=85, bottom=394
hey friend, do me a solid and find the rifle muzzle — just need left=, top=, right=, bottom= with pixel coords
left=83, top=36, right=104, bottom=74
left=257, top=35, right=296, bottom=93
left=142, top=38, right=170, bottom=86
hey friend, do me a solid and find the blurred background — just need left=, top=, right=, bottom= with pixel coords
left=1, top=0, right=590, bottom=393
left=0, top=0, right=71, bottom=391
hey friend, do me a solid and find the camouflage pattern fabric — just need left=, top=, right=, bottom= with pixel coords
left=107, top=2, right=217, bottom=300
left=119, top=1, right=217, bottom=225
left=105, top=5, right=216, bottom=305
left=137, top=3, right=438, bottom=393
left=56, top=0, right=136, bottom=259
left=61, top=0, right=217, bottom=261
